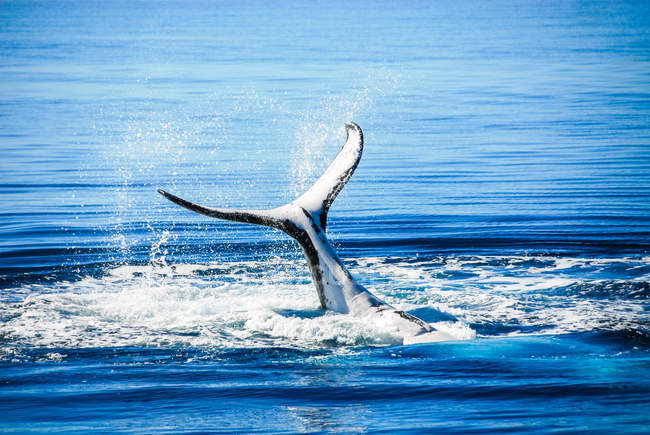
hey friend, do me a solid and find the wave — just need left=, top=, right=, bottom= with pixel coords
left=2, top=221, right=649, bottom=285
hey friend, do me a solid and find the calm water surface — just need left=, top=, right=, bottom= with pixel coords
left=1, top=0, right=649, bottom=432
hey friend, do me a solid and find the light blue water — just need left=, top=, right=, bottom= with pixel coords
left=1, top=0, right=650, bottom=432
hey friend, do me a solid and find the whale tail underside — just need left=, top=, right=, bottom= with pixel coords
left=157, top=121, right=364, bottom=237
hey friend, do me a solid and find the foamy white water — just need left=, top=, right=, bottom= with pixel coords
left=3, top=255, right=647, bottom=357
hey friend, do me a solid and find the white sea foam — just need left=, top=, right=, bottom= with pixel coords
left=0, top=259, right=415, bottom=350
left=1, top=255, right=647, bottom=352
left=352, top=255, right=649, bottom=337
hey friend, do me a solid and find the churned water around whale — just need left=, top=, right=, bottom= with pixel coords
left=1, top=0, right=650, bottom=432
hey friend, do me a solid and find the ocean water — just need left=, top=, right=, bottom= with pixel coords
left=1, top=0, right=650, bottom=432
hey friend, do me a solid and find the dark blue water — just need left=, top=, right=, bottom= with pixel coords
left=1, top=0, right=649, bottom=432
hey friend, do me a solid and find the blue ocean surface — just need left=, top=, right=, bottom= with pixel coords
left=1, top=0, right=650, bottom=432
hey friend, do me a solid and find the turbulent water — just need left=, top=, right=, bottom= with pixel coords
left=2, top=0, right=650, bottom=432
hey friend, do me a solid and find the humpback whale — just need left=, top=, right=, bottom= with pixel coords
left=159, top=122, right=456, bottom=344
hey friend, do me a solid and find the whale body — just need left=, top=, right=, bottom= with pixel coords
left=159, top=122, right=457, bottom=344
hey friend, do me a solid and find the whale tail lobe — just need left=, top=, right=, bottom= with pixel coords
left=157, top=122, right=364, bottom=237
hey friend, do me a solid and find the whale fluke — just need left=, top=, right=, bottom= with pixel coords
left=158, top=122, right=363, bottom=232
left=159, top=122, right=460, bottom=343
left=157, top=188, right=286, bottom=230
left=293, top=122, right=363, bottom=229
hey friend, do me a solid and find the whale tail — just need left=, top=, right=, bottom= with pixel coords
left=158, top=122, right=364, bottom=238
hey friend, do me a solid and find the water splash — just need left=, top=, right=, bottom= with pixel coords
left=288, top=77, right=399, bottom=198
left=2, top=255, right=646, bottom=358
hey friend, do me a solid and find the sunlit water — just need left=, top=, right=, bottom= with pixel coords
left=1, top=0, right=650, bottom=432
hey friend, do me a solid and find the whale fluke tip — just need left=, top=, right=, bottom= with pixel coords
left=158, top=188, right=174, bottom=200
left=157, top=188, right=193, bottom=210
